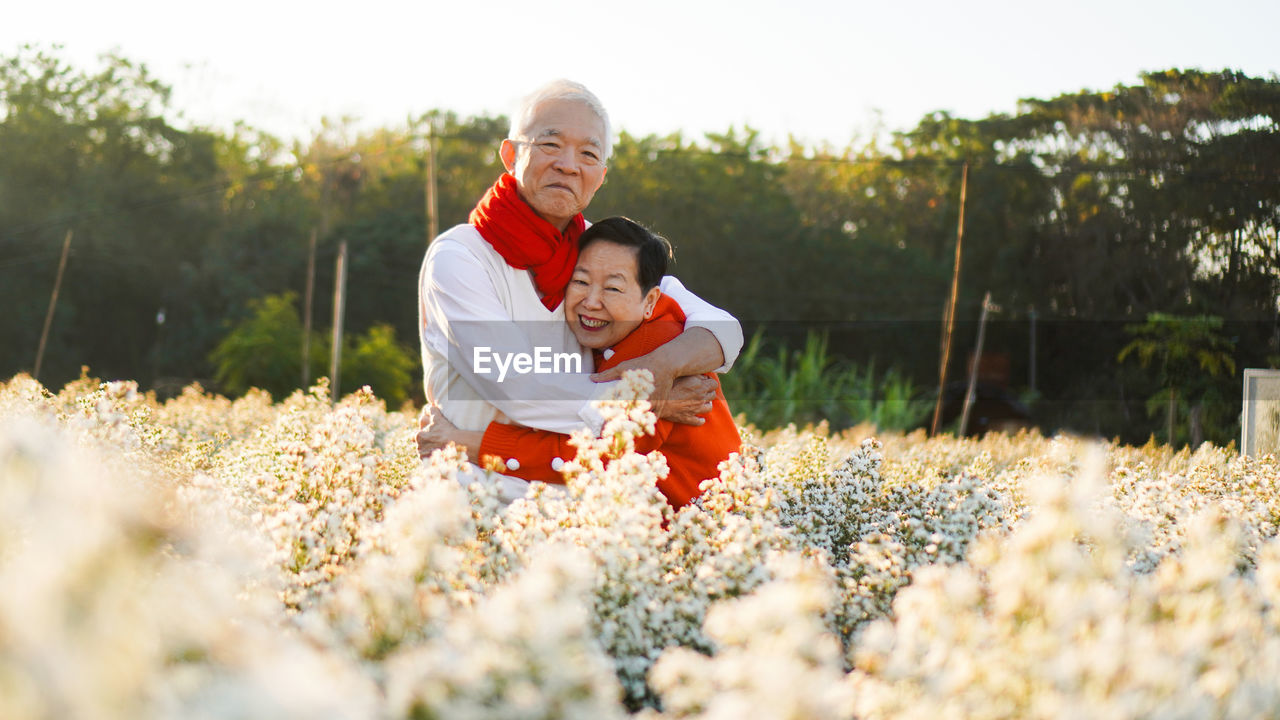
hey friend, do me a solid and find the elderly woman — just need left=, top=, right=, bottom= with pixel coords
left=420, top=217, right=740, bottom=509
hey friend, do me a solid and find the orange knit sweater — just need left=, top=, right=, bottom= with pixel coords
left=477, top=293, right=741, bottom=508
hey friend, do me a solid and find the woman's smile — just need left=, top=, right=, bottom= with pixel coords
left=578, top=315, right=609, bottom=330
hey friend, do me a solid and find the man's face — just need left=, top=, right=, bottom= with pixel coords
left=500, top=99, right=608, bottom=231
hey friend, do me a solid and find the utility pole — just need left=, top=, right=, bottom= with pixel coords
left=34, top=230, right=73, bottom=383
left=329, top=240, right=348, bottom=403
left=424, top=116, right=439, bottom=243
left=931, top=162, right=969, bottom=435
left=301, top=228, right=317, bottom=388
left=959, top=292, right=994, bottom=437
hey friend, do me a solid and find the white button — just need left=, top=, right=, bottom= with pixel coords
left=602, top=348, right=615, bottom=360
left=551, top=457, right=565, bottom=472
left=506, top=458, right=520, bottom=471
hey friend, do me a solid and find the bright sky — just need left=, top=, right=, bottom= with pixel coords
left=6, top=0, right=1278, bottom=148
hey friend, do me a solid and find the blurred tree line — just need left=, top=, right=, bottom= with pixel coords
left=2, top=46, right=1276, bottom=441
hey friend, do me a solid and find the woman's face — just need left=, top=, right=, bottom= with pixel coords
left=565, top=240, right=659, bottom=350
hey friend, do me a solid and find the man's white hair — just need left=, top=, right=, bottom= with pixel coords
left=510, top=79, right=613, bottom=161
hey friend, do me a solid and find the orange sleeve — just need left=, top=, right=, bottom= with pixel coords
left=633, top=417, right=674, bottom=455
left=478, top=414, right=675, bottom=483
left=478, top=423, right=576, bottom=484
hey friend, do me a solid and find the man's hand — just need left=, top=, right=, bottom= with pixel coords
left=590, top=326, right=722, bottom=426
left=591, top=353, right=678, bottom=406
left=656, top=375, right=716, bottom=426
left=590, top=356, right=715, bottom=425
left=590, top=327, right=723, bottom=385
left=589, top=350, right=709, bottom=424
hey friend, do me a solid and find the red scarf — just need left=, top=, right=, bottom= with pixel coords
left=469, top=173, right=586, bottom=310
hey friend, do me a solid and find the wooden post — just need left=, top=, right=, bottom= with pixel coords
left=329, top=240, right=348, bottom=403
left=301, top=228, right=317, bottom=388
left=33, top=230, right=72, bottom=382
left=425, top=118, right=439, bottom=243
left=959, top=292, right=993, bottom=437
left=1028, top=305, right=1037, bottom=394
left=931, top=162, right=969, bottom=435
left=152, top=307, right=166, bottom=387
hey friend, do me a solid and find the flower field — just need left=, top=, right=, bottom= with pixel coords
left=3, top=371, right=1280, bottom=719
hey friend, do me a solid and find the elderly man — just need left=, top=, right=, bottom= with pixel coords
left=417, top=79, right=741, bottom=494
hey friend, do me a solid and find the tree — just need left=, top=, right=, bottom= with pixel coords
left=1117, top=313, right=1236, bottom=446
left=0, top=46, right=222, bottom=386
left=209, top=293, right=324, bottom=399
left=209, top=292, right=416, bottom=405
left=1013, top=70, right=1280, bottom=321
left=343, top=324, right=417, bottom=408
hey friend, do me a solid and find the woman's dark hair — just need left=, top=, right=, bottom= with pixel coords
left=578, top=216, right=673, bottom=294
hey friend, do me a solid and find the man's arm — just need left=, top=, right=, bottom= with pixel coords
left=656, top=275, right=743, bottom=372
left=421, top=240, right=610, bottom=435
left=589, top=276, right=741, bottom=424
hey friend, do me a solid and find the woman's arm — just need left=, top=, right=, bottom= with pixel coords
left=479, top=417, right=674, bottom=484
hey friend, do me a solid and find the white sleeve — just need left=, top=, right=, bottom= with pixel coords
left=658, top=275, right=744, bottom=373
left=420, top=243, right=608, bottom=434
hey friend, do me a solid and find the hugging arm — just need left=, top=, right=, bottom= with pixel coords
left=656, top=275, right=743, bottom=373
left=416, top=403, right=672, bottom=477
left=478, top=416, right=674, bottom=483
